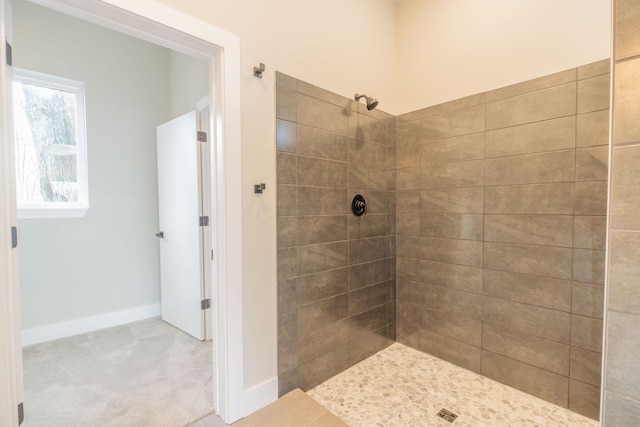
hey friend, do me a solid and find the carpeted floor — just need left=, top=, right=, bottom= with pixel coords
left=22, top=318, right=213, bottom=427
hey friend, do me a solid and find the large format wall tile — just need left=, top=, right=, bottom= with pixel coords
left=276, top=74, right=394, bottom=396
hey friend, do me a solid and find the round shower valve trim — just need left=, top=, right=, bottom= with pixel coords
left=352, top=194, right=366, bottom=216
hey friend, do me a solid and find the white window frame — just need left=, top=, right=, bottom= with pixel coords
left=13, top=68, right=89, bottom=219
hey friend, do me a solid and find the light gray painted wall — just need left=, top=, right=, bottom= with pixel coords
left=169, top=51, right=209, bottom=118
left=14, top=0, right=171, bottom=328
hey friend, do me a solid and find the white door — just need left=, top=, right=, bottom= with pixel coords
left=157, top=111, right=205, bottom=340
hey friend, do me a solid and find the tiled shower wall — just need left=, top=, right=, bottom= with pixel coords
left=603, top=1, right=640, bottom=424
left=395, top=59, right=609, bottom=420
left=276, top=72, right=396, bottom=396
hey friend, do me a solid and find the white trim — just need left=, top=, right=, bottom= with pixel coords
left=1, top=0, right=250, bottom=424
left=22, top=303, right=161, bottom=346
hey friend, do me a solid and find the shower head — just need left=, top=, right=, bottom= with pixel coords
left=354, top=93, right=379, bottom=111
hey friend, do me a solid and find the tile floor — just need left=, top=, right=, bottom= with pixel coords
left=194, top=342, right=598, bottom=426
left=309, top=343, right=598, bottom=427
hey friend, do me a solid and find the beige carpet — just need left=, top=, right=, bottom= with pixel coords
left=22, top=318, right=213, bottom=427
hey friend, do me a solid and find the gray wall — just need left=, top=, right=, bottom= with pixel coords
left=15, top=0, right=171, bottom=328
left=395, top=60, right=609, bottom=420
left=276, top=73, right=396, bottom=396
left=602, top=1, right=640, bottom=424
left=168, top=50, right=209, bottom=118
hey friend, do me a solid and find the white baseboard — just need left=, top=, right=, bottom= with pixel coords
left=22, top=303, right=161, bottom=346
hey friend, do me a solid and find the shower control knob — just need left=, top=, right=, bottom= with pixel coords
left=352, top=194, right=366, bottom=216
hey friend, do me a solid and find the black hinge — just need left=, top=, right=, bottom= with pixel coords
left=11, top=226, right=17, bottom=249
left=18, top=402, right=24, bottom=425
left=197, top=131, right=207, bottom=143
left=201, top=299, right=211, bottom=310
left=199, top=216, right=209, bottom=227
left=6, top=40, right=12, bottom=66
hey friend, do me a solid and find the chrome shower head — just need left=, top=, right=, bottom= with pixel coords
left=354, top=93, right=379, bottom=110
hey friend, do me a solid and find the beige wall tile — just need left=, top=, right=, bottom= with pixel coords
left=348, top=139, right=388, bottom=167
left=297, top=156, right=347, bottom=188
left=298, top=319, right=349, bottom=364
left=485, top=183, right=574, bottom=215
left=396, top=190, right=420, bottom=212
left=420, top=213, right=483, bottom=240
left=577, top=74, right=611, bottom=114
left=484, top=242, right=573, bottom=279
left=277, top=86, right=297, bottom=122
left=349, top=327, right=390, bottom=365
left=276, top=72, right=296, bottom=90
left=298, top=242, right=348, bottom=276
left=421, top=187, right=484, bottom=213
left=349, top=259, right=391, bottom=290
left=614, top=59, right=640, bottom=144
left=278, top=185, right=297, bottom=216
left=421, top=132, right=485, bottom=164
left=569, top=380, right=601, bottom=420
left=572, top=282, right=604, bottom=319
left=481, top=350, right=569, bottom=407
left=485, top=116, right=575, bottom=158
left=422, top=309, right=482, bottom=346
left=297, top=187, right=347, bottom=215
left=277, top=119, right=297, bottom=153
left=349, top=305, right=388, bottom=340
left=419, top=236, right=483, bottom=267
left=482, top=323, right=570, bottom=375
left=396, top=257, right=419, bottom=282
left=574, top=181, right=608, bottom=215
left=348, top=214, right=388, bottom=239
left=482, top=296, right=571, bottom=343
left=423, top=285, right=482, bottom=320
left=570, top=347, right=602, bottom=387
left=297, top=125, right=348, bottom=161
left=576, top=146, right=609, bottom=181
left=420, top=105, right=485, bottom=140
left=604, top=391, right=640, bottom=426
left=396, top=144, right=421, bottom=168
left=297, top=80, right=350, bottom=108
left=397, top=93, right=486, bottom=123
left=297, top=94, right=348, bottom=135
left=421, top=160, right=484, bottom=188
left=577, top=110, right=610, bottom=147
left=298, top=294, right=349, bottom=336
left=577, top=59, right=611, bottom=80
left=483, top=269, right=571, bottom=311
left=277, top=217, right=298, bottom=249
left=605, top=310, right=640, bottom=399
left=298, top=345, right=350, bottom=390
left=297, top=269, right=348, bottom=307
left=610, top=146, right=640, bottom=228
left=419, top=260, right=483, bottom=294
left=572, top=314, right=603, bottom=353
left=572, top=249, right=606, bottom=285
left=486, top=68, right=576, bottom=102
left=395, top=120, right=420, bottom=146
left=486, top=83, right=576, bottom=130
left=349, top=237, right=389, bottom=264
left=608, top=231, right=640, bottom=315
left=278, top=152, right=298, bottom=184
left=484, top=214, right=573, bottom=247
left=574, top=216, right=607, bottom=250
left=615, top=0, right=640, bottom=60
left=396, top=213, right=420, bottom=235
left=396, top=166, right=421, bottom=190
left=278, top=247, right=297, bottom=281
left=485, top=150, right=575, bottom=186
left=349, top=114, right=394, bottom=146
left=419, top=330, right=481, bottom=373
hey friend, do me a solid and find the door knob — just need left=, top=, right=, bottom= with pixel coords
left=156, top=231, right=164, bottom=238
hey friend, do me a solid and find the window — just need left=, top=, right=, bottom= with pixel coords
left=13, top=68, right=88, bottom=218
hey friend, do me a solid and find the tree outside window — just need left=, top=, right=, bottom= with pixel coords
left=13, top=69, right=88, bottom=218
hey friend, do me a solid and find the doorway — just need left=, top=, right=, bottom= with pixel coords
left=0, top=0, right=245, bottom=424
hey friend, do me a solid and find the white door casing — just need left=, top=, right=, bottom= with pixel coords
left=157, top=111, right=205, bottom=341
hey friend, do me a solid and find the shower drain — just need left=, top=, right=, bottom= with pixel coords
left=436, top=408, right=459, bottom=423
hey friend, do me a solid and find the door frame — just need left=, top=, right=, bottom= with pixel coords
left=0, top=0, right=246, bottom=423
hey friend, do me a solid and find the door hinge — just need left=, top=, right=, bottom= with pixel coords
left=211, top=249, right=214, bottom=260
left=18, top=402, right=24, bottom=425
left=11, top=226, right=17, bottom=249
left=197, top=131, right=208, bottom=143
left=6, top=41, right=12, bottom=66
left=199, top=216, right=209, bottom=227
left=201, top=298, right=211, bottom=310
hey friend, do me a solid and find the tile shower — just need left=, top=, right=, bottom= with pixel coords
left=276, top=59, right=609, bottom=421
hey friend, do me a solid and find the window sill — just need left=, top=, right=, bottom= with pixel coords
left=18, top=206, right=89, bottom=219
